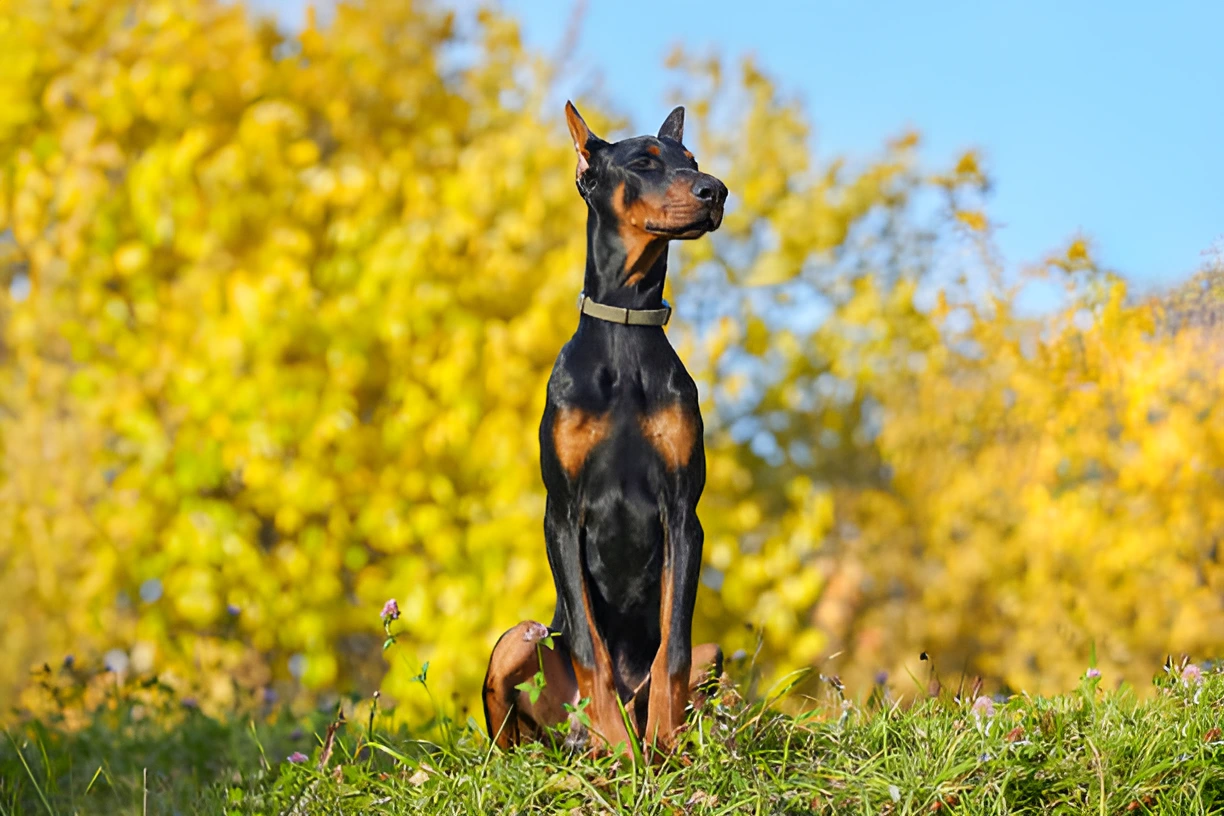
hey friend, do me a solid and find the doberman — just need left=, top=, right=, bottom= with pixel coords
left=483, top=102, right=728, bottom=756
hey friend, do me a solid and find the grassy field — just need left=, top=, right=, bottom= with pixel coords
left=3, top=660, right=1224, bottom=815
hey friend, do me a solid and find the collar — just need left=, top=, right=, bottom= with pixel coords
left=577, top=292, right=672, bottom=326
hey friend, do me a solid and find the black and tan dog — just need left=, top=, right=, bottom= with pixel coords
left=483, top=102, right=728, bottom=756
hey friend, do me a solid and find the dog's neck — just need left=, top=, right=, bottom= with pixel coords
left=580, top=206, right=669, bottom=311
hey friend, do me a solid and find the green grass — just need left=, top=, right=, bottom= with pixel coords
left=4, top=663, right=1224, bottom=815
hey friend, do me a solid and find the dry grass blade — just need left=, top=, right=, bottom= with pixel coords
left=317, top=707, right=347, bottom=772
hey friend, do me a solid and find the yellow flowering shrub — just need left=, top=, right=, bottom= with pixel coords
left=1, top=0, right=587, bottom=717
left=2, top=0, right=1222, bottom=725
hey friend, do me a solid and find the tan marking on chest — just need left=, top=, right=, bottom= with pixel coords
left=640, top=405, right=698, bottom=470
left=553, top=408, right=612, bottom=478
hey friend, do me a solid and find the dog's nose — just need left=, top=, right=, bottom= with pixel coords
left=691, top=176, right=727, bottom=205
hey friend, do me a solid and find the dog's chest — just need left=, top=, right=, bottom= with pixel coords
left=552, top=396, right=698, bottom=479
left=636, top=403, right=697, bottom=470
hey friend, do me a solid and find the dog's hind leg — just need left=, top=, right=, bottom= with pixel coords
left=482, top=621, right=580, bottom=750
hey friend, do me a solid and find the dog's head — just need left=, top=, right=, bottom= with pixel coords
left=565, top=102, right=727, bottom=279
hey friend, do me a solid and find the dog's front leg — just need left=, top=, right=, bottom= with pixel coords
left=545, top=501, right=633, bottom=754
left=644, top=504, right=702, bottom=754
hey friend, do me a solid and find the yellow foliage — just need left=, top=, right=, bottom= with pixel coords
left=2, top=0, right=1223, bottom=726
left=0, top=0, right=580, bottom=719
left=956, top=210, right=988, bottom=232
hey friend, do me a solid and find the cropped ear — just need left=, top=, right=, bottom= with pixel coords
left=565, top=101, right=601, bottom=178
left=657, top=106, right=684, bottom=142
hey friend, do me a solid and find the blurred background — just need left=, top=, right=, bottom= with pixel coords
left=2, top=0, right=1222, bottom=725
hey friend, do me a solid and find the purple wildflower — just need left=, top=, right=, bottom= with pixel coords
left=1086, top=668, right=1101, bottom=679
left=287, top=752, right=309, bottom=764
left=521, top=621, right=549, bottom=642
left=874, top=670, right=889, bottom=685
left=972, top=695, right=995, bottom=718
left=227, top=604, right=241, bottom=616
left=381, top=598, right=400, bottom=621
left=1182, top=664, right=1204, bottom=685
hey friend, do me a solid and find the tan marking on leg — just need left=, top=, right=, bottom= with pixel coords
left=640, top=404, right=698, bottom=470
left=553, top=409, right=611, bottom=478
left=483, top=621, right=579, bottom=750
left=572, top=524, right=634, bottom=755
left=644, top=509, right=690, bottom=756
left=627, top=642, right=720, bottom=740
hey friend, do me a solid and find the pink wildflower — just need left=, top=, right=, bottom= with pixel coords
left=1182, top=664, right=1204, bottom=685
left=1086, top=668, right=1101, bottom=679
left=972, top=695, right=994, bottom=718
left=287, top=752, right=309, bottom=764
left=381, top=598, right=400, bottom=621
left=522, top=621, right=549, bottom=643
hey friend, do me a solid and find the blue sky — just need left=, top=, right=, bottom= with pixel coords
left=259, top=0, right=1222, bottom=291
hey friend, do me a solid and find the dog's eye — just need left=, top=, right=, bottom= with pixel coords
left=629, top=157, right=659, bottom=172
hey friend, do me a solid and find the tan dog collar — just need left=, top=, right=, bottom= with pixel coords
left=577, top=292, right=672, bottom=326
